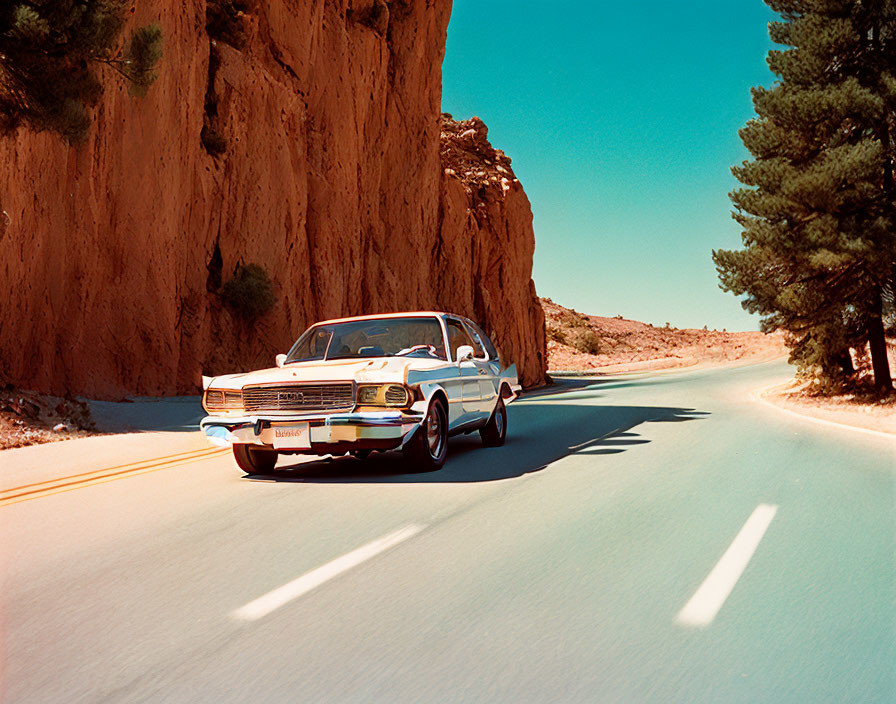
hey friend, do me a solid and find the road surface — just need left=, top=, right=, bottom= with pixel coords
left=2, top=361, right=894, bottom=703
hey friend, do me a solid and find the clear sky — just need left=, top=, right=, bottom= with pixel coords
left=441, top=0, right=777, bottom=331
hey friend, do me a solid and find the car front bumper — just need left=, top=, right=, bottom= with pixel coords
left=200, top=410, right=425, bottom=453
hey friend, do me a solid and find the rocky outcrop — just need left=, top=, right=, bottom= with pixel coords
left=438, top=115, right=545, bottom=387
left=0, top=0, right=545, bottom=399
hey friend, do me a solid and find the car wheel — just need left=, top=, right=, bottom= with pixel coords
left=403, top=397, right=448, bottom=472
left=233, top=444, right=279, bottom=473
left=480, top=396, right=507, bottom=447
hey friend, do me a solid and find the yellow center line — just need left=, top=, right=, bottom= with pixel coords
left=0, top=447, right=229, bottom=507
left=3, top=447, right=220, bottom=493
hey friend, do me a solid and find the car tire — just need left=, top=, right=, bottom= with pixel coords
left=403, top=397, right=448, bottom=472
left=480, top=396, right=507, bottom=447
left=233, top=444, right=279, bottom=473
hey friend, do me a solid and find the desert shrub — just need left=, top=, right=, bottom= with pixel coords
left=546, top=320, right=567, bottom=344
left=568, top=327, right=602, bottom=355
left=545, top=307, right=602, bottom=353
left=555, top=309, right=588, bottom=329
left=220, top=263, right=275, bottom=320
left=201, top=125, right=227, bottom=156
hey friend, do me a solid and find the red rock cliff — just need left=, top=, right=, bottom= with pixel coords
left=0, top=0, right=545, bottom=399
left=437, top=115, right=545, bottom=387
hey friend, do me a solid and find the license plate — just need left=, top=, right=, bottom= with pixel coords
left=271, top=422, right=311, bottom=449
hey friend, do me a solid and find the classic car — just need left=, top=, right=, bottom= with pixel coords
left=200, top=312, right=521, bottom=473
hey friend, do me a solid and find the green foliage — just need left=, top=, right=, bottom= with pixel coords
left=714, top=0, right=896, bottom=393
left=206, top=0, right=253, bottom=48
left=220, top=263, right=276, bottom=320
left=124, top=24, right=163, bottom=97
left=0, top=1, right=163, bottom=142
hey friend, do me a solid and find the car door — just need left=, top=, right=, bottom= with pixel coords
left=445, top=318, right=482, bottom=421
left=462, top=318, right=499, bottom=416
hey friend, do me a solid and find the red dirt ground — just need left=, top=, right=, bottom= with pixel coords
left=0, top=389, right=96, bottom=450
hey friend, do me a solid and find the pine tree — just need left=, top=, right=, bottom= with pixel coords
left=0, top=1, right=162, bottom=143
left=714, top=0, right=896, bottom=394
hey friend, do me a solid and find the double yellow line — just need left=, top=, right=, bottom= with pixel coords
left=0, top=446, right=228, bottom=507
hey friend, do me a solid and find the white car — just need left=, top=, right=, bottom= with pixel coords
left=200, top=312, right=520, bottom=473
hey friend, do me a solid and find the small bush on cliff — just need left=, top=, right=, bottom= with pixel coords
left=0, top=2, right=163, bottom=142
left=207, top=0, right=254, bottom=48
left=220, top=264, right=276, bottom=320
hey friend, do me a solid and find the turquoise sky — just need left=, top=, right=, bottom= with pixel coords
left=441, top=0, right=777, bottom=331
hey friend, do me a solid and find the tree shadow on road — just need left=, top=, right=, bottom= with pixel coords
left=250, top=400, right=709, bottom=484
left=523, top=375, right=681, bottom=399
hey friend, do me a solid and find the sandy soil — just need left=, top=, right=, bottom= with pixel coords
left=761, top=380, right=896, bottom=437
left=543, top=297, right=787, bottom=373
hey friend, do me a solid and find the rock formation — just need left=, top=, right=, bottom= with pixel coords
left=437, top=114, right=545, bottom=387
left=0, top=0, right=545, bottom=399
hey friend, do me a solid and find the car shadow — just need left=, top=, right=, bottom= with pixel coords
left=246, top=401, right=709, bottom=484
left=524, top=375, right=677, bottom=398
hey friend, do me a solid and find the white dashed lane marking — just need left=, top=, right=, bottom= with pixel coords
left=677, top=503, right=778, bottom=628
left=233, top=524, right=426, bottom=622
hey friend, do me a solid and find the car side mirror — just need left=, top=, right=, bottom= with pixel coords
left=456, top=345, right=475, bottom=363
left=275, top=353, right=287, bottom=368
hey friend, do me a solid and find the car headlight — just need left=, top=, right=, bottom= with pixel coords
left=357, top=384, right=410, bottom=407
left=203, top=389, right=243, bottom=412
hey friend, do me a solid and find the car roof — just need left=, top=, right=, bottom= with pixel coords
left=314, top=311, right=450, bottom=326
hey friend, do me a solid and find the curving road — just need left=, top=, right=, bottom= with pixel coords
left=2, top=361, right=894, bottom=703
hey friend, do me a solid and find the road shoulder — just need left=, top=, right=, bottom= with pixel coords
left=757, top=381, right=896, bottom=439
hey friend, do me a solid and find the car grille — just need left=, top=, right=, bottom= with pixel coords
left=242, top=384, right=354, bottom=413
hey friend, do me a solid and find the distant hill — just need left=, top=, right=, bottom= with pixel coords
left=541, top=298, right=787, bottom=374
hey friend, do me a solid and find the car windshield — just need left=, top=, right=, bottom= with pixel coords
left=285, top=317, right=447, bottom=362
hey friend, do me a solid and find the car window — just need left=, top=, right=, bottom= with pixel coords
left=465, top=319, right=499, bottom=361
left=286, top=327, right=332, bottom=361
left=461, top=321, right=487, bottom=359
left=286, top=317, right=447, bottom=362
left=445, top=318, right=474, bottom=361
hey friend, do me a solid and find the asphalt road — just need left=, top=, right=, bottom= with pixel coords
left=2, top=361, right=894, bottom=703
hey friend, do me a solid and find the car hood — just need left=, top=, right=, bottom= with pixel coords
left=208, top=357, right=449, bottom=389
